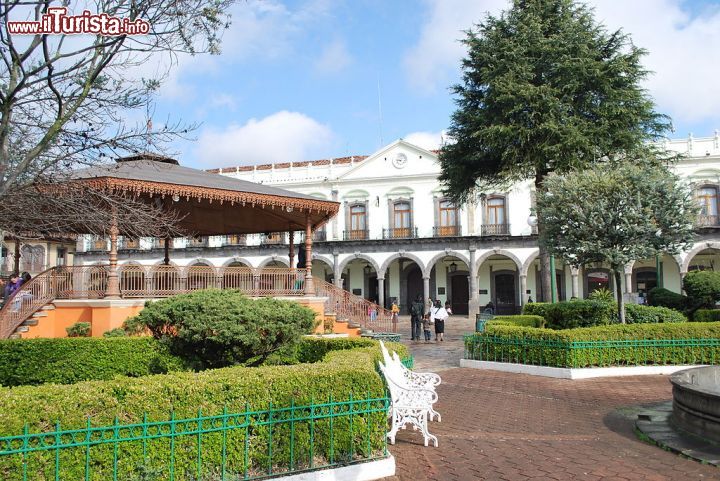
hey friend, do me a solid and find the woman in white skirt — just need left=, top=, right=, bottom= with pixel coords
left=431, top=300, right=448, bottom=342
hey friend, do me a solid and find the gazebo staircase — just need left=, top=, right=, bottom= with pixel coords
left=0, top=266, right=395, bottom=339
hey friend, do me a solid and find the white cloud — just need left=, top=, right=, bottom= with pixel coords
left=403, top=130, right=446, bottom=151
left=589, top=0, right=720, bottom=128
left=193, top=111, right=334, bottom=166
left=404, top=0, right=720, bottom=128
left=403, top=0, right=509, bottom=93
left=315, top=39, right=352, bottom=74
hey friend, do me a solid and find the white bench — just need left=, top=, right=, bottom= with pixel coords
left=378, top=341, right=441, bottom=447
left=378, top=362, right=439, bottom=447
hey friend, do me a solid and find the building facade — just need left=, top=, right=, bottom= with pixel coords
left=75, top=133, right=720, bottom=315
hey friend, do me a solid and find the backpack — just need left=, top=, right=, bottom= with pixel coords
left=410, top=302, right=420, bottom=317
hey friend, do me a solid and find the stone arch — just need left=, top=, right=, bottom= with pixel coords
left=119, top=261, right=147, bottom=295
left=220, top=257, right=254, bottom=270
left=118, top=261, right=148, bottom=274
left=379, top=252, right=426, bottom=279
left=257, top=257, right=290, bottom=268
left=424, top=250, right=471, bottom=277
left=311, top=254, right=334, bottom=270
left=520, top=249, right=541, bottom=277
left=681, top=242, right=720, bottom=273
left=338, top=254, right=381, bottom=274
left=475, top=249, right=523, bottom=277
left=182, top=259, right=218, bottom=277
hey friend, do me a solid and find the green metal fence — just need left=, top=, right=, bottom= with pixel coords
left=0, top=394, right=390, bottom=481
left=464, top=333, right=720, bottom=368
left=401, top=355, right=414, bottom=369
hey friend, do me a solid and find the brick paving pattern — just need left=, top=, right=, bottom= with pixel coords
left=384, top=316, right=720, bottom=480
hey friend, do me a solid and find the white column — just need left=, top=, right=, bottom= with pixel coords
left=571, top=267, right=580, bottom=299
left=378, top=277, right=385, bottom=307
left=520, top=274, right=528, bottom=306
left=423, top=276, right=430, bottom=312
left=468, top=247, right=479, bottom=314
left=333, top=252, right=342, bottom=288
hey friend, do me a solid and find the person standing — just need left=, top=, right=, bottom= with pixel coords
left=421, top=313, right=433, bottom=343
left=391, top=300, right=400, bottom=332
left=431, top=300, right=449, bottom=342
left=410, top=295, right=424, bottom=341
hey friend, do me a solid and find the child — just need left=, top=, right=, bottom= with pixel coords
left=422, top=313, right=433, bottom=342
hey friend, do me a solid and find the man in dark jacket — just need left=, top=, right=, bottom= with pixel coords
left=410, top=295, right=424, bottom=341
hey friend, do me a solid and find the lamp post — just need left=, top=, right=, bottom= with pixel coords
left=528, top=213, right=557, bottom=303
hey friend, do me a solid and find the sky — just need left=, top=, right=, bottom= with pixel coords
left=146, top=0, right=720, bottom=169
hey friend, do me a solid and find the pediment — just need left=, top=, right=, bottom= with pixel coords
left=337, top=140, right=441, bottom=181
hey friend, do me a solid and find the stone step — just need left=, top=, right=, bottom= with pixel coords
left=41, top=305, right=56, bottom=311
left=8, top=333, right=21, bottom=340
left=22, top=318, right=38, bottom=326
left=32, top=311, right=48, bottom=318
left=15, top=326, right=29, bottom=333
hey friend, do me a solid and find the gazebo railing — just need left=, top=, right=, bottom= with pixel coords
left=0, top=266, right=391, bottom=338
left=0, top=265, right=109, bottom=338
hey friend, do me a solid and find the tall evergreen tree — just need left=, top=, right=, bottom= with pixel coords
left=439, top=0, right=671, bottom=301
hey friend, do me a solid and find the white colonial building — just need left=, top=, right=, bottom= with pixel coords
left=76, top=133, right=720, bottom=315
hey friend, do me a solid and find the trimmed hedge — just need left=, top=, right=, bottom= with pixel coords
left=0, top=337, right=185, bottom=387
left=521, top=302, right=550, bottom=319
left=488, top=315, right=545, bottom=328
left=624, top=304, right=686, bottom=324
left=465, top=322, right=720, bottom=368
left=693, top=309, right=720, bottom=323
left=543, top=299, right=615, bottom=329
left=0, top=339, right=407, bottom=480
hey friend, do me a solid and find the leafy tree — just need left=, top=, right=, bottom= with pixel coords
left=683, top=271, right=720, bottom=316
left=0, top=0, right=233, bottom=239
left=537, top=162, right=696, bottom=323
left=439, top=0, right=671, bottom=301
left=128, top=290, right=318, bottom=369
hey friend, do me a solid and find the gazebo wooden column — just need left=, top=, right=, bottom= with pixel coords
left=304, top=213, right=314, bottom=295
left=105, top=215, right=121, bottom=299
left=288, top=230, right=295, bottom=270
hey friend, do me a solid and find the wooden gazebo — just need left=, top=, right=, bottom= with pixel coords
left=69, top=153, right=340, bottom=298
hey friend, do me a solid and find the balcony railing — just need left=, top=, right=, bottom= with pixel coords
left=153, top=238, right=171, bottom=249
left=481, top=224, right=510, bottom=236
left=696, top=214, right=720, bottom=227
left=119, top=238, right=140, bottom=250
left=186, top=236, right=209, bottom=248
left=343, top=229, right=369, bottom=241
left=382, top=227, right=418, bottom=239
left=88, top=238, right=108, bottom=252
left=261, top=233, right=287, bottom=245
left=433, top=225, right=461, bottom=237
left=222, top=235, right=247, bottom=246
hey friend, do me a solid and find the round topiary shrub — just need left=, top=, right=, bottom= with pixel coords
left=624, top=304, right=686, bottom=324
left=647, top=287, right=687, bottom=312
left=126, top=289, right=318, bottom=370
left=544, top=299, right=615, bottom=329
left=684, top=271, right=720, bottom=312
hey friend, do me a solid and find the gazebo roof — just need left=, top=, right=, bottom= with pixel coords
left=68, top=156, right=339, bottom=235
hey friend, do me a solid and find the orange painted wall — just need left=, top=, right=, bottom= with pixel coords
left=21, top=297, right=358, bottom=339
left=23, top=303, right=144, bottom=338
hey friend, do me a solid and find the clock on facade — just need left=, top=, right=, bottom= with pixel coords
left=392, top=153, right=408, bottom=169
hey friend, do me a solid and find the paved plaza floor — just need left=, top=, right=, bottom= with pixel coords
left=384, top=316, right=720, bottom=480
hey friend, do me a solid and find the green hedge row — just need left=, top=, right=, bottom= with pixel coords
left=0, top=337, right=393, bottom=388
left=0, top=339, right=407, bottom=481
left=0, top=337, right=185, bottom=387
left=487, top=315, right=545, bottom=328
left=521, top=302, right=550, bottom=319
left=524, top=300, right=686, bottom=329
left=465, top=322, right=720, bottom=368
left=693, top=309, right=720, bottom=323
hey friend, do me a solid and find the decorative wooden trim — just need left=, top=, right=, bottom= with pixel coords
left=73, top=178, right=340, bottom=215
